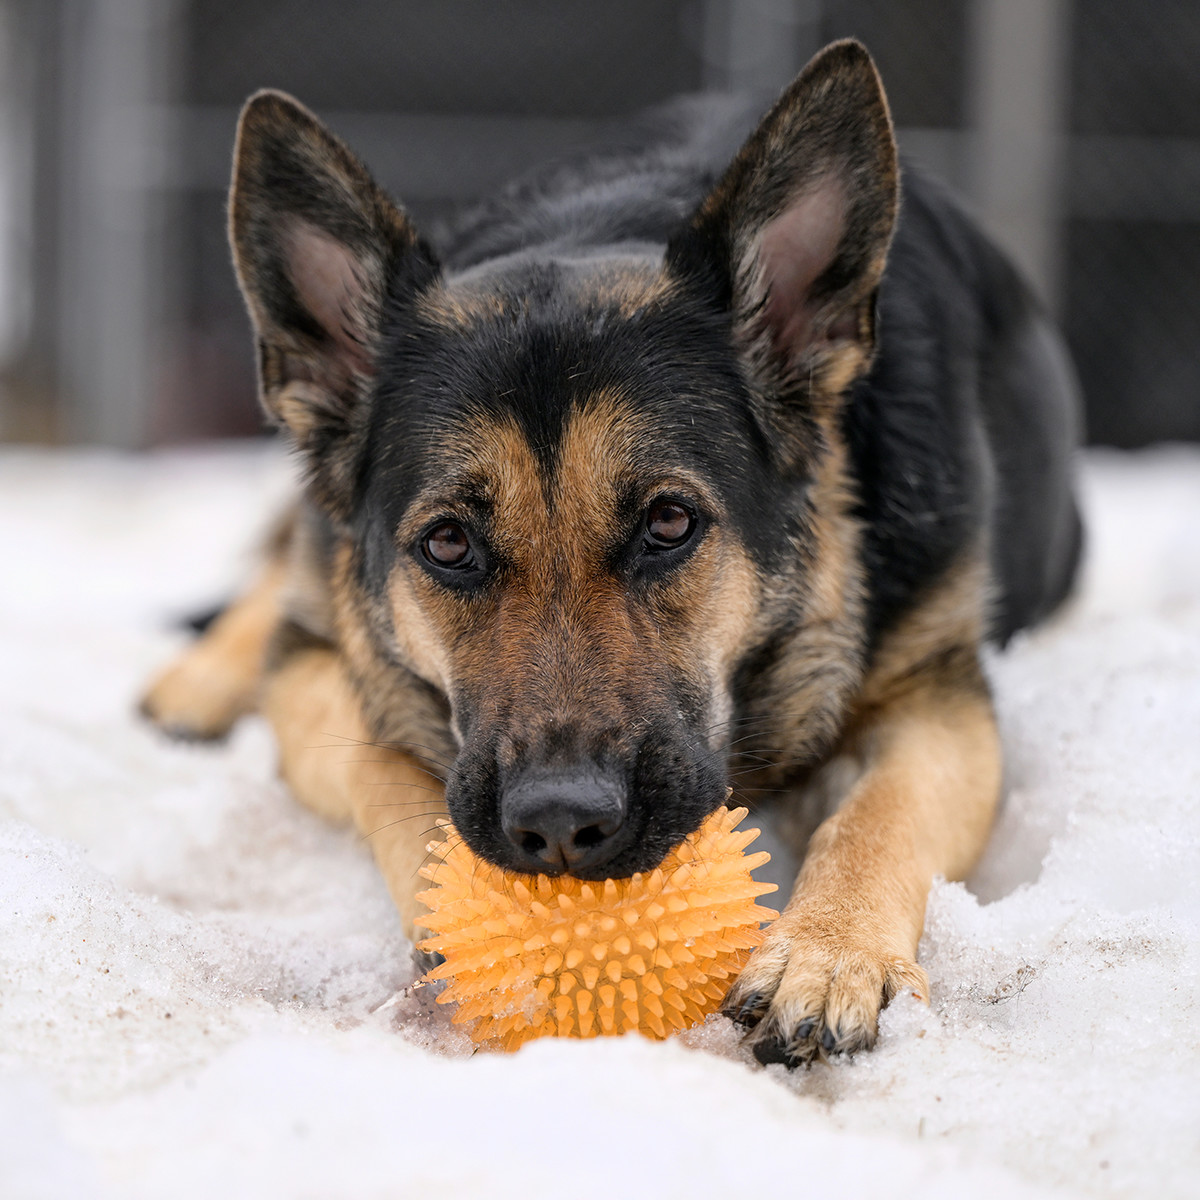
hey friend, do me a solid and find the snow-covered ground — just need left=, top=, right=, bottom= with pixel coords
left=1, top=442, right=1197, bottom=1200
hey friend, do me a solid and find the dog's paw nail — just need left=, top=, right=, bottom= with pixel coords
left=820, top=1025, right=837, bottom=1054
left=725, top=991, right=768, bottom=1027
left=796, top=1018, right=815, bottom=1041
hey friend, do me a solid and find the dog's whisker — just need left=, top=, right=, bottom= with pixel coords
left=311, top=731, right=459, bottom=773
left=303, top=747, right=456, bottom=788
left=361, top=791, right=448, bottom=806
left=360, top=812, right=451, bottom=839
left=728, top=750, right=778, bottom=766
left=327, top=758, right=452, bottom=791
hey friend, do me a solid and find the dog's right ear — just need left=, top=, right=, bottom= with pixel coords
left=230, top=90, right=439, bottom=513
left=665, top=41, right=897, bottom=469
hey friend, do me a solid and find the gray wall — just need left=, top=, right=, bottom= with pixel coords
left=1, top=0, right=1197, bottom=447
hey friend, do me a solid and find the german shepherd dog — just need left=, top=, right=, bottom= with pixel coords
left=141, top=41, right=1082, bottom=1067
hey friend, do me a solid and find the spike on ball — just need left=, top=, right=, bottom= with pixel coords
left=415, top=806, right=779, bottom=1051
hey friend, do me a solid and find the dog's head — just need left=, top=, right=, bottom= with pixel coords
left=229, top=41, right=897, bottom=879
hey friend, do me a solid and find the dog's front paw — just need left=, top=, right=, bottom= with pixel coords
left=723, top=912, right=928, bottom=1068
left=139, top=643, right=255, bottom=742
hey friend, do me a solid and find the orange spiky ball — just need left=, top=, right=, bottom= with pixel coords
left=415, top=806, right=778, bottom=1051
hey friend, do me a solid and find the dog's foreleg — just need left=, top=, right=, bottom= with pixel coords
left=725, top=664, right=1000, bottom=1066
left=261, top=647, right=448, bottom=939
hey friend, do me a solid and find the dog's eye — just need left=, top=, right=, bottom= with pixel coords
left=645, top=500, right=696, bottom=549
left=423, top=522, right=472, bottom=567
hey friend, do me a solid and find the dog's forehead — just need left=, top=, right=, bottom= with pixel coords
left=368, top=250, right=782, bottom=551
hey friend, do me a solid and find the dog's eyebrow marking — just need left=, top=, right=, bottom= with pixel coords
left=414, top=416, right=549, bottom=564
left=398, top=391, right=731, bottom=560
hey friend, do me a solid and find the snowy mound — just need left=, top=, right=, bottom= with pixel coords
left=1, top=444, right=1197, bottom=1199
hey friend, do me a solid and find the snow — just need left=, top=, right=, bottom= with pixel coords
left=1, top=442, right=1198, bottom=1199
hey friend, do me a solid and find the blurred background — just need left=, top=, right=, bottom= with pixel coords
left=0, top=0, right=1196, bottom=449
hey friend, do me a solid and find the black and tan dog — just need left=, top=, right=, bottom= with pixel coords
left=141, top=41, right=1082, bottom=1067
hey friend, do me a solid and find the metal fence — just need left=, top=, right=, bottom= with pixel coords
left=1, top=0, right=1196, bottom=447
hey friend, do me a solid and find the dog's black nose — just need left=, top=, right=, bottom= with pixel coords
left=500, top=769, right=626, bottom=875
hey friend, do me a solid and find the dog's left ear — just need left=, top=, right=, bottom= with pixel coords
left=667, top=40, right=897, bottom=435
